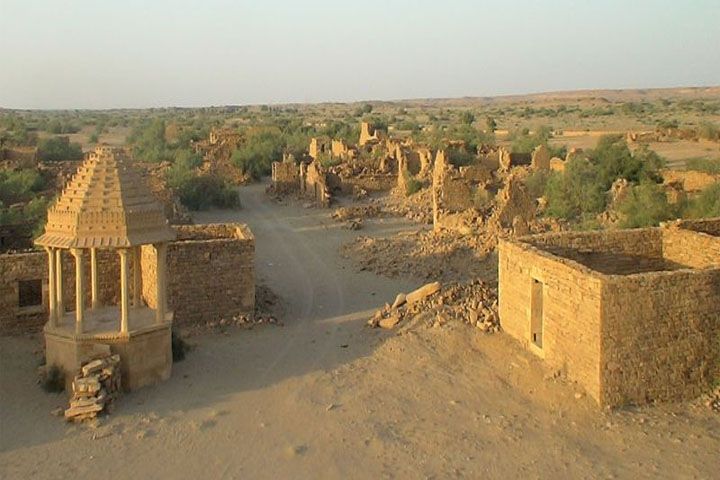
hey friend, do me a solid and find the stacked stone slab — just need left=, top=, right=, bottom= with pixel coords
left=65, top=354, right=121, bottom=422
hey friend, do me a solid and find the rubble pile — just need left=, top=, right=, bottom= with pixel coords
left=704, top=386, right=720, bottom=413
left=64, top=354, right=121, bottom=422
left=341, top=229, right=498, bottom=282
left=383, top=188, right=433, bottom=224
left=331, top=204, right=382, bottom=222
left=367, top=280, right=499, bottom=332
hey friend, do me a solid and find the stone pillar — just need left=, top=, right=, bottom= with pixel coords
left=90, top=248, right=99, bottom=309
left=119, top=249, right=129, bottom=334
left=45, top=247, right=57, bottom=327
left=70, top=248, right=85, bottom=335
left=133, top=246, right=142, bottom=308
left=55, top=249, right=64, bottom=322
left=155, top=243, right=167, bottom=324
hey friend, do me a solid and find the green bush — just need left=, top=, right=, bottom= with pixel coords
left=459, top=111, right=475, bottom=125
left=403, top=170, right=423, bottom=196
left=697, top=121, right=719, bottom=141
left=173, top=174, right=239, bottom=211
left=684, top=182, right=720, bottom=218
left=524, top=169, right=551, bottom=199
left=37, top=137, right=83, bottom=162
left=544, top=158, right=606, bottom=222
left=509, top=125, right=553, bottom=154
left=590, top=136, right=663, bottom=189
left=685, top=157, right=720, bottom=174
left=0, top=169, right=46, bottom=204
left=618, top=182, right=676, bottom=228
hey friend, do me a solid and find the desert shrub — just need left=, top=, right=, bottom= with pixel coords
left=46, top=119, right=80, bottom=134
left=617, top=182, right=676, bottom=228
left=0, top=169, right=46, bottom=204
left=697, top=121, right=719, bottom=141
left=509, top=125, right=553, bottom=154
left=40, top=365, right=65, bottom=393
left=544, top=158, right=606, bottom=222
left=473, top=187, right=495, bottom=209
left=171, top=329, right=189, bottom=362
left=459, top=111, right=475, bottom=125
left=447, top=149, right=476, bottom=167
left=37, top=137, right=83, bottom=162
left=172, top=174, right=239, bottom=211
left=485, top=117, right=497, bottom=133
left=524, top=169, right=551, bottom=199
left=683, top=183, right=720, bottom=218
left=590, top=136, right=663, bottom=189
left=685, top=157, right=720, bottom=174
left=318, top=153, right=341, bottom=169
left=403, top=171, right=423, bottom=196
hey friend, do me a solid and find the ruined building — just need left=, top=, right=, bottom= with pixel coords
left=498, top=218, right=720, bottom=407
left=1, top=147, right=255, bottom=388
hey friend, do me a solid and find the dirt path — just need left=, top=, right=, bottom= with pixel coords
left=1, top=184, right=719, bottom=479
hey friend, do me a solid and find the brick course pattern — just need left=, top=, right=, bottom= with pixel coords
left=499, top=218, right=720, bottom=407
left=1, top=224, right=255, bottom=335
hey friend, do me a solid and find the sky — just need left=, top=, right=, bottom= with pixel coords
left=1, top=0, right=718, bottom=109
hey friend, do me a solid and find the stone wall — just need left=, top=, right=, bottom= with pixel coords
left=142, top=224, right=255, bottom=328
left=0, top=249, right=125, bottom=335
left=601, top=269, right=720, bottom=406
left=500, top=223, right=720, bottom=408
left=339, top=174, right=396, bottom=193
left=300, top=161, right=331, bottom=207
left=1, top=224, right=255, bottom=335
left=498, top=239, right=604, bottom=402
left=675, top=217, right=720, bottom=237
left=662, top=227, right=720, bottom=269
left=662, top=169, right=720, bottom=193
left=271, top=159, right=299, bottom=193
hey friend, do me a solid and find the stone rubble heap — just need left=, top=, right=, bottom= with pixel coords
left=64, top=354, right=121, bottom=422
left=368, top=280, right=499, bottom=332
left=704, top=386, right=720, bottom=413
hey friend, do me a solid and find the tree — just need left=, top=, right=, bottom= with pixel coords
left=459, top=111, right=475, bottom=125
left=37, top=137, right=83, bottom=162
left=544, top=158, right=606, bottom=222
left=485, top=116, right=497, bottom=133
left=618, top=182, right=675, bottom=228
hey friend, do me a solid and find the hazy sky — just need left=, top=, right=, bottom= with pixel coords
left=1, top=0, right=718, bottom=109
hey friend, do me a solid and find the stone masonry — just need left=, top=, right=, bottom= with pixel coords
left=498, top=218, right=720, bottom=407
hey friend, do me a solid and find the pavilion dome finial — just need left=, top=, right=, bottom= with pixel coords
left=35, top=146, right=176, bottom=249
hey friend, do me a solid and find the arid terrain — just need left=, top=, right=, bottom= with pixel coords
left=2, top=183, right=718, bottom=479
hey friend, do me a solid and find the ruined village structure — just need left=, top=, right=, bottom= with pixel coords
left=0, top=147, right=256, bottom=389
left=499, top=218, right=720, bottom=407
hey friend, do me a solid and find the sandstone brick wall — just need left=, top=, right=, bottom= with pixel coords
left=525, top=228, right=665, bottom=273
left=501, top=224, right=720, bottom=408
left=0, top=249, right=125, bottom=335
left=601, top=270, right=720, bottom=406
left=662, top=228, right=720, bottom=269
left=339, top=174, right=396, bottom=193
left=498, top=239, right=604, bottom=402
left=2, top=224, right=255, bottom=335
left=271, top=161, right=299, bottom=192
left=662, top=169, right=720, bottom=193
left=142, top=224, right=255, bottom=328
left=675, top=217, right=720, bottom=237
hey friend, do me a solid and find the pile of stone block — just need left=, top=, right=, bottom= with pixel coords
left=64, top=355, right=121, bottom=422
left=368, top=280, right=499, bottom=332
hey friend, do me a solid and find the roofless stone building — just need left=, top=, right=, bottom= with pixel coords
left=35, top=146, right=176, bottom=390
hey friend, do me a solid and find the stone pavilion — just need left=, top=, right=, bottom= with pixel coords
left=35, top=146, right=176, bottom=390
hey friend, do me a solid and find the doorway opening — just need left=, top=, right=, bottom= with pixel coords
left=530, top=278, right=544, bottom=348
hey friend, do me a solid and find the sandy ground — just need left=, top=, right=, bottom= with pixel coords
left=1, top=183, right=719, bottom=479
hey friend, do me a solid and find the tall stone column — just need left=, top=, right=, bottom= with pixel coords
left=90, top=247, right=99, bottom=309
left=70, top=248, right=85, bottom=335
left=45, top=247, right=57, bottom=327
left=119, top=248, right=130, bottom=334
left=133, top=246, right=142, bottom=308
left=155, top=243, right=167, bottom=324
left=55, top=249, right=64, bottom=322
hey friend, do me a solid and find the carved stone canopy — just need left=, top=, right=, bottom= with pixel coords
left=35, top=146, right=176, bottom=249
